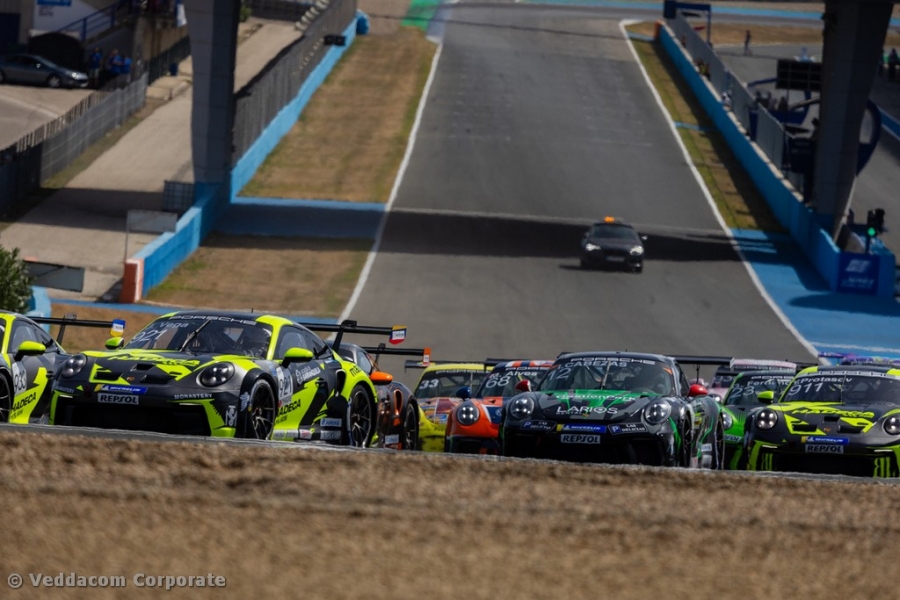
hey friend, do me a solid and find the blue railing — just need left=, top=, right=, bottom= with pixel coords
left=56, top=0, right=128, bottom=42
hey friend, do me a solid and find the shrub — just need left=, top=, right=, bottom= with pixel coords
left=0, top=247, right=35, bottom=313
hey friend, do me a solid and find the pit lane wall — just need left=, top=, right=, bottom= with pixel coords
left=658, top=23, right=896, bottom=298
left=126, top=13, right=359, bottom=301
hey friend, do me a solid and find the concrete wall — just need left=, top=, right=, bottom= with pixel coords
left=659, top=25, right=895, bottom=298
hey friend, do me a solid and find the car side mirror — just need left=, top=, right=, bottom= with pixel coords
left=688, top=383, right=708, bottom=397
left=514, top=379, right=532, bottom=392
left=757, top=390, right=775, bottom=405
left=14, top=340, right=46, bottom=361
left=455, top=385, right=472, bottom=400
left=105, top=337, right=125, bottom=350
left=281, top=347, right=314, bottom=366
left=369, top=371, right=394, bottom=386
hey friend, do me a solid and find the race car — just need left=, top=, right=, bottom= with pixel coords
left=328, top=341, right=424, bottom=451
left=406, top=359, right=492, bottom=452
left=743, top=364, right=900, bottom=477
left=50, top=311, right=404, bottom=446
left=1, top=310, right=122, bottom=424
left=499, top=351, right=724, bottom=468
left=705, top=358, right=799, bottom=402
left=444, top=359, right=553, bottom=454
left=719, top=369, right=795, bottom=469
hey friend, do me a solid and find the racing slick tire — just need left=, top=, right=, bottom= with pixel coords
left=345, top=384, right=376, bottom=448
left=0, top=374, right=11, bottom=423
left=710, top=419, right=726, bottom=470
left=401, top=400, right=419, bottom=451
left=240, top=379, right=276, bottom=440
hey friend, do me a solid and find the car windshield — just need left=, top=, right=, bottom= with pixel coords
left=415, top=370, right=489, bottom=399
left=475, top=365, right=550, bottom=397
left=589, top=224, right=638, bottom=241
left=124, top=315, right=273, bottom=357
left=538, top=357, right=675, bottom=395
left=724, top=373, right=794, bottom=406
left=780, top=372, right=900, bottom=404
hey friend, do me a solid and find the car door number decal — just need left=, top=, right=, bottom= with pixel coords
left=561, top=434, right=601, bottom=444
left=12, top=363, right=26, bottom=395
left=276, top=367, right=292, bottom=401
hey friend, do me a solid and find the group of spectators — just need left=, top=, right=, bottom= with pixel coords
left=86, top=47, right=133, bottom=88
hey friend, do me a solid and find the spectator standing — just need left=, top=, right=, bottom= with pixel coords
left=743, top=29, right=752, bottom=56
left=889, top=48, right=899, bottom=82
left=88, top=47, right=103, bottom=88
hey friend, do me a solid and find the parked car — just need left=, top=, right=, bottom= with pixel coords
left=0, top=53, right=89, bottom=88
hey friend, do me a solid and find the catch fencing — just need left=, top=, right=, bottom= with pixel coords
left=231, top=0, right=357, bottom=162
left=0, top=74, right=148, bottom=215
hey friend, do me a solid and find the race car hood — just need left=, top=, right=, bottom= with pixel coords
left=76, top=350, right=249, bottom=385
left=770, top=402, right=900, bottom=434
left=534, top=390, right=660, bottom=421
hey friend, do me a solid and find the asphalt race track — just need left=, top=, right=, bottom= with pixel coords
left=347, top=4, right=814, bottom=373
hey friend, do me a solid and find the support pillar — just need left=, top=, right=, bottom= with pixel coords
left=813, top=0, right=893, bottom=239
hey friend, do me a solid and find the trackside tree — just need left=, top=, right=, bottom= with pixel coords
left=0, top=246, right=34, bottom=312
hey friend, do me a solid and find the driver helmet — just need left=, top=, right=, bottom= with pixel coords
left=630, top=367, right=670, bottom=394
left=239, top=327, right=271, bottom=358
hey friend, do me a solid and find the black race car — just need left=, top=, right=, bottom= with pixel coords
left=328, top=342, right=424, bottom=451
left=499, top=351, right=724, bottom=468
left=579, top=217, right=646, bottom=272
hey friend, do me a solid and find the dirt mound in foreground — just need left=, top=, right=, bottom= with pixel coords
left=2, top=432, right=898, bottom=599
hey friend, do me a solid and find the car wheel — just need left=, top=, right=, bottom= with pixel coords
left=346, top=384, right=376, bottom=447
left=0, top=70, right=6, bottom=84
left=47, top=74, right=61, bottom=88
left=0, top=375, right=11, bottom=423
left=241, top=379, right=275, bottom=440
left=633, top=264, right=643, bottom=274
left=579, top=258, right=588, bottom=269
left=401, top=400, right=419, bottom=451
left=709, top=418, right=726, bottom=470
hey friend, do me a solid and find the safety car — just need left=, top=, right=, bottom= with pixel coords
left=499, top=351, right=724, bottom=468
left=50, top=311, right=404, bottom=446
left=744, top=365, right=900, bottom=477
left=579, top=217, right=646, bottom=272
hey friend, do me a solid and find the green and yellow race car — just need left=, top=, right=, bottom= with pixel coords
left=1, top=310, right=120, bottom=424
left=50, top=310, right=405, bottom=446
left=744, top=365, right=900, bottom=477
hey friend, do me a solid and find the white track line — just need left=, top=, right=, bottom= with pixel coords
left=620, top=19, right=819, bottom=359
left=339, top=42, right=444, bottom=323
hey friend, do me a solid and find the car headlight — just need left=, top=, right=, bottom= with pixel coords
left=630, top=246, right=644, bottom=255
left=457, top=403, right=480, bottom=426
left=60, top=354, right=87, bottom=378
left=643, top=400, right=671, bottom=425
left=884, top=416, right=900, bottom=435
left=198, top=363, right=235, bottom=387
left=756, top=409, right=778, bottom=430
left=584, top=243, right=601, bottom=252
left=508, top=397, right=534, bottom=420
left=722, top=411, right=733, bottom=430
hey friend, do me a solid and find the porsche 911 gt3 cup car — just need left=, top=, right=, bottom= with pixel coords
left=499, top=352, right=724, bottom=468
left=705, top=358, right=798, bottom=402
left=329, top=342, right=425, bottom=451
left=720, top=369, right=795, bottom=469
left=444, top=359, right=553, bottom=454
left=1, top=311, right=122, bottom=424
left=744, top=365, right=900, bottom=477
left=406, top=359, right=492, bottom=452
left=50, top=311, right=405, bottom=446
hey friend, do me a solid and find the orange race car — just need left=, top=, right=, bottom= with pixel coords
left=406, top=357, right=493, bottom=452
left=444, top=359, right=554, bottom=454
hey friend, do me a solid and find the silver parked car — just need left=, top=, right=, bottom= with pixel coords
left=0, top=53, right=89, bottom=88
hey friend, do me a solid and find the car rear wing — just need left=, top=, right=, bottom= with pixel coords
left=671, top=355, right=734, bottom=385
left=31, top=314, right=125, bottom=346
left=484, top=358, right=555, bottom=368
left=297, top=319, right=407, bottom=353
left=402, top=356, right=492, bottom=372
left=816, top=352, right=900, bottom=367
left=361, top=344, right=429, bottom=364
